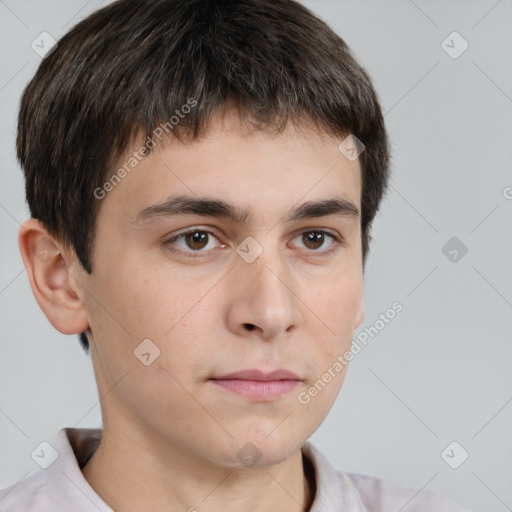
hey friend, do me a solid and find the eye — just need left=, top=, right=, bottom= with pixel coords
left=164, top=229, right=224, bottom=255
left=292, top=230, right=341, bottom=254
left=163, top=227, right=343, bottom=258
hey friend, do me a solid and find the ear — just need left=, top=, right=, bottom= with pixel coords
left=18, top=218, right=90, bottom=335
left=354, top=296, right=364, bottom=330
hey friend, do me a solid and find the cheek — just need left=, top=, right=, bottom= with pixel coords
left=110, top=270, right=190, bottom=339
left=305, top=273, right=361, bottom=330
left=299, top=278, right=361, bottom=386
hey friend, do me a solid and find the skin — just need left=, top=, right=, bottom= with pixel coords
left=19, top=110, right=364, bottom=512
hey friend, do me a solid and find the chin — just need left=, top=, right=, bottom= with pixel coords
left=204, top=430, right=307, bottom=470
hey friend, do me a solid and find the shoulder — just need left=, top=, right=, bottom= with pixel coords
left=339, top=470, right=471, bottom=512
left=0, top=471, right=52, bottom=512
left=301, top=441, right=471, bottom=512
left=0, top=427, right=104, bottom=512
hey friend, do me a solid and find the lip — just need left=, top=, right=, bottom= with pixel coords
left=214, top=369, right=301, bottom=381
left=210, top=369, right=302, bottom=401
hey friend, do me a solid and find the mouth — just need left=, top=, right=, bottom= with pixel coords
left=209, top=369, right=302, bottom=401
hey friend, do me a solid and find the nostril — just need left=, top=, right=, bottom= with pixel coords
left=244, top=323, right=255, bottom=331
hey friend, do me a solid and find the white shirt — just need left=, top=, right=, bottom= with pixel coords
left=0, top=428, right=471, bottom=511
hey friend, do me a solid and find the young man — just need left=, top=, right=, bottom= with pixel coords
left=1, top=0, right=470, bottom=510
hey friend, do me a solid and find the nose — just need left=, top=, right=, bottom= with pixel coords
left=224, top=244, right=302, bottom=341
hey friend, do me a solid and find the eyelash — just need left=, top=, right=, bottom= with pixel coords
left=163, top=227, right=344, bottom=258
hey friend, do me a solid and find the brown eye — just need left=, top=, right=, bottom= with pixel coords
left=165, top=229, right=223, bottom=255
left=184, top=231, right=209, bottom=250
left=292, top=229, right=340, bottom=254
left=303, top=231, right=326, bottom=250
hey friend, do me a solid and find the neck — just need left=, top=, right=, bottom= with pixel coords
left=81, top=424, right=315, bottom=512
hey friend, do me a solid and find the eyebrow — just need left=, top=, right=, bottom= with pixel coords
left=131, top=194, right=360, bottom=226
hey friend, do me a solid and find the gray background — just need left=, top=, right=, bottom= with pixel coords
left=1, top=1, right=511, bottom=510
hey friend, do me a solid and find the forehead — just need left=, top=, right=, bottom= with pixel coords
left=97, top=111, right=362, bottom=228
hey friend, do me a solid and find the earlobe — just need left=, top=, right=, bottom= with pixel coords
left=354, top=298, right=364, bottom=329
left=18, top=218, right=90, bottom=335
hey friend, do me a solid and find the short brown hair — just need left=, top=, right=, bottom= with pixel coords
left=17, top=0, right=391, bottom=352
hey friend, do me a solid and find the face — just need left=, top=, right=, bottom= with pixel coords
left=75, top=111, right=364, bottom=469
